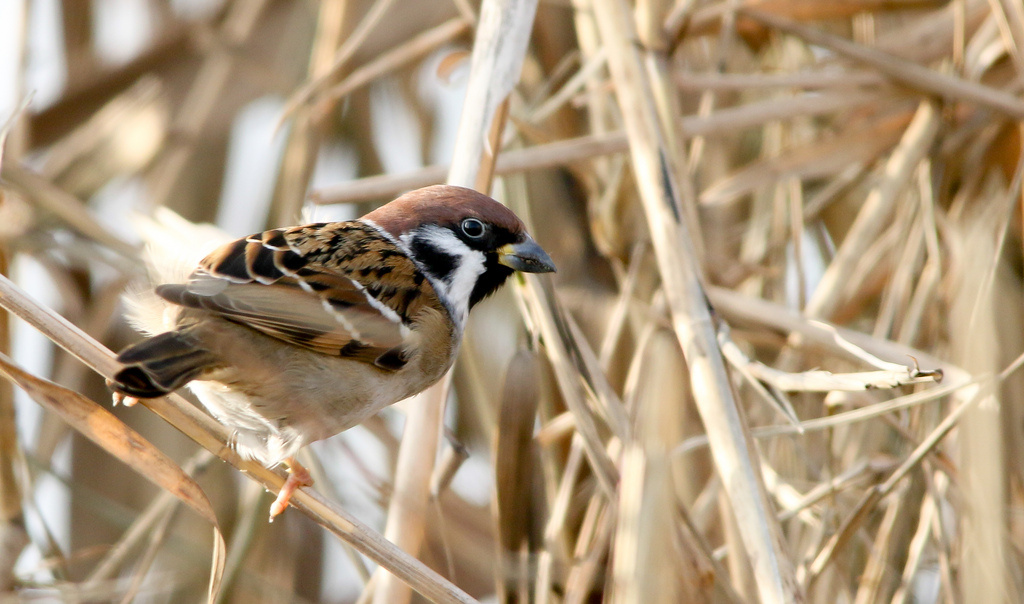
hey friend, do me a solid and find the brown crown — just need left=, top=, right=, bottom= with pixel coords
left=363, top=185, right=527, bottom=238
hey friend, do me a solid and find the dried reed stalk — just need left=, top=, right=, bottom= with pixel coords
left=6, top=0, right=1024, bottom=602
left=591, top=0, right=800, bottom=600
left=0, top=273, right=475, bottom=603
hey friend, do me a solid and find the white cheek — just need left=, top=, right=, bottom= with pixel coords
left=444, top=248, right=485, bottom=321
left=401, top=227, right=485, bottom=325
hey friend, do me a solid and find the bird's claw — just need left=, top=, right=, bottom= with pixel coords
left=109, top=389, right=140, bottom=407
left=268, top=459, right=314, bottom=522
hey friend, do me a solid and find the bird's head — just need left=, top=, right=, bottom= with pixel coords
left=364, top=185, right=555, bottom=322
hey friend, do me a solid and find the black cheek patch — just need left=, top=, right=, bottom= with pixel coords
left=409, top=237, right=459, bottom=282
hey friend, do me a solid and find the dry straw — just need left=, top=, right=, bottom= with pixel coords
left=1, top=0, right=1021, bottom=602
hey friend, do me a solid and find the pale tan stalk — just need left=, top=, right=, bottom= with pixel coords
left=312, top=132, right=629, bottom=204
left=589, top=0, right=801, bottom=601
left=147, top=0, right=270, bottom=208
left=319, top=18, right=472, bottom=108
left=272, top=0, right=349, bottom=226
left=372, top=1, right=539, bottom=603
left=281, top=0, right=400, bottom=117
left=744, top=8, right=1024, bottom=119
left=805, top=100, right=940, bottom=319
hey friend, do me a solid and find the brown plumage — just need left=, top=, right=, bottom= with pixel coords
left=158, top=221, right=431, bottom=368
left=363, top=183, right=530, bottom=237
left=109, top=185, right=555, bottom=519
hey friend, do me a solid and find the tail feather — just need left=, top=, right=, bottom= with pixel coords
left=111, top=330, right=218, bottom=398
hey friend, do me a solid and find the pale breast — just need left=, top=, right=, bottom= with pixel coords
left=180, top=305, right=457, bottom=466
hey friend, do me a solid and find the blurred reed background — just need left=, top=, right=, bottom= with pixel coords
left=1, top=0, right=1023, bottom=602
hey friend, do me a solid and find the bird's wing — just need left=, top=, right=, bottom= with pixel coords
left=156, top=222, right=439, bottom=371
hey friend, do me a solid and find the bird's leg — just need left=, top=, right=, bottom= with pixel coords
left=269, top=457, right=314, bottom=521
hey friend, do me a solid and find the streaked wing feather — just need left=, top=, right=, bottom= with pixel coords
left=158, top=277, right=406, bottom=364
left=157, top=221, right=441, bottom=371
left=157, top=245, right=415, bottom=370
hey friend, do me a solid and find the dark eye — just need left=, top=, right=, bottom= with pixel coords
left=461, top=218, right=486, bottom=238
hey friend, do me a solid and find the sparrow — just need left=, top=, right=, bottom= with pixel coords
left=108, top=185, right=555, bottom=519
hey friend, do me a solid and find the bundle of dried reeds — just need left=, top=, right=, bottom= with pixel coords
left=1, top=0, right=1022, bottom=602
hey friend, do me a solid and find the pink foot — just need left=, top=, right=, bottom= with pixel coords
left=269, top=458, right=313, bottom=522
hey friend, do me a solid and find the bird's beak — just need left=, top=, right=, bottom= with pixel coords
left=498, top=236, right=556, bottom=273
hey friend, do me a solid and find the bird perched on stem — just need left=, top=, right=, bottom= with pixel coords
left=108, top=185, right=555, bottom=520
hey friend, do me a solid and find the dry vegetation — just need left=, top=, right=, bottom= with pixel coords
left=1, top=0, right=1024, bottom=602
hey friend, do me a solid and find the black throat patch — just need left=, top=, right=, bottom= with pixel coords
left=469, top=256, right=514, bottom=309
